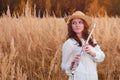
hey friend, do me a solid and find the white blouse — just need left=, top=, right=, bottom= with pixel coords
left=61, top=38, right=105, bottom=80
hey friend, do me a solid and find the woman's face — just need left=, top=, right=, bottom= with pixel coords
left=71, top=18, right=84, bottom=34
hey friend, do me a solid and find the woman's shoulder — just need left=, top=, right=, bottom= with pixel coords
left=62, top=38, right=75, bottom=49
left=63, top=38, right=75, bottom=45
left=64, top=38, right=76, bottom=45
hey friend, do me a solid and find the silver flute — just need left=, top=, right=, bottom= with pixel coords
left=71, top=23, right=97, bottom=79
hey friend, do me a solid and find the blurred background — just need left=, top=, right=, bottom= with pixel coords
left=0, top=0, right=120, bottom=17
left=0, top=0, right=120, bottom=80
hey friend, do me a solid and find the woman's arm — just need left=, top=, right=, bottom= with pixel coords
left=83, top=39, right=105, bottom=62
left=92, top=45, right=105, bottom=62
left=61, top=39, right=74, bottom=74
left=84, top=44, right=105, bottom=62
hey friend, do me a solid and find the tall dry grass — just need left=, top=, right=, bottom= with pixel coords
left=0, top=14, right=120, bottom=80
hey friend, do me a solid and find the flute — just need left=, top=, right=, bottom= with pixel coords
left=71, top=22, right=97, bottom=75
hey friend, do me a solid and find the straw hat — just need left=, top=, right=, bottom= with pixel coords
left=65, top=11, right=92, bottom=26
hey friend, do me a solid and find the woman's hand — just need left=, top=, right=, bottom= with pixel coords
left=83, top=44, right=96, bottom=57
left=70, top=54, right=80, bottom=70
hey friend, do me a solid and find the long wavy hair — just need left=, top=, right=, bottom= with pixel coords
left=66, top=18, right=97, bottom=47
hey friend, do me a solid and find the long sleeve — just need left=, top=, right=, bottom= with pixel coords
left=92, top=45, right=105, bottom=62
left=61, top=39, right=74, bottom=74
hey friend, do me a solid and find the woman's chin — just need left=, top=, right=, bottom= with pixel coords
left=75, top=31, right=82, bottom=34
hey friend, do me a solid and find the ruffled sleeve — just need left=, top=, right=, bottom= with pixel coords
left=61, top=39, right=74, bottom=75
left=92, top=45, right=105, bottom=62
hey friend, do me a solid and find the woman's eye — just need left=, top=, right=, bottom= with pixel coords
left=72, top=22, right=76, bottom=24
left=79, top=21, right=83, bottom=24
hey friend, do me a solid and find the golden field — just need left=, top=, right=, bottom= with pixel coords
left=0, top=15, right=120, bottom=80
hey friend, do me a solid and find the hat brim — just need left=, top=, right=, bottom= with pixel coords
left=65, top=15, right=92, bottom=26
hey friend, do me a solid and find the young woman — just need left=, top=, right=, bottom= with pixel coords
left=61, top=11, right=105, bottom=80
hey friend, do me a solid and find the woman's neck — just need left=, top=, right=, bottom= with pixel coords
left=76, top=33, right=82, bottom=39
